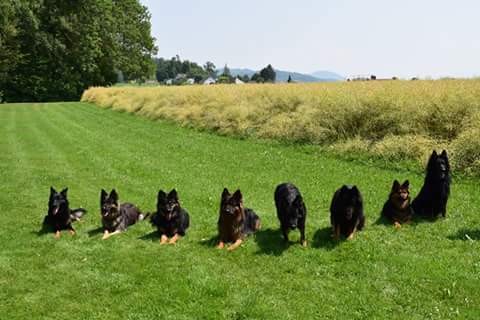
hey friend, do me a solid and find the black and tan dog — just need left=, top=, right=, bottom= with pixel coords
left=43, top=187, right=86, bottom=238
left=150, top=189, right=190, bottom=245
left=381, top=180, right=413, bottom=228
left=412, top=150, right=451, bottom=219
left=100, top=189, right=146, bottom=240
left=330, top=185, right=365, bottom=240
left=217, top=188, right=261, bottom=251
left=274, top=182, right=307, bottom=246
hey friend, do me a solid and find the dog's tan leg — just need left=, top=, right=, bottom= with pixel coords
left=102, top=230, right=109, bottom=240
left=69, top=229, right=76, bottom=236
left=301, top=239, right=307, bottom=247
left=333, top=225, right=340, bottom=241
left=102, top=230, right=121, bottom=240
left=227, top=239, right=243, bottom=251
left=347, top=227, right=357, bottom=240
left=54, top=230, right=61, bottom=239
left=216, top=241, right=225, bottom=249
left=393, top=221, right=402, bottom=229
left=169, top=234, right=181, bottom=245
left=160, top=234, right=168, bottom=245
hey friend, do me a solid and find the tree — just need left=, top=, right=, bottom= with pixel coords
left=259, top=64, right=276, bottom=83
left=203, top=61, right=216, bottom=77
left=251, top=73, right=264, bottom=83
left=1, top=0, right=157, bottom=102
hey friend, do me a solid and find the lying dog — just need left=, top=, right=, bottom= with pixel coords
left=43, top=187, right=86, bottom=238
left=381, top=180, right=413, bottom=228
left=274, top=183, right=307, bottom=246
left=330, top=185, right=365, bottom=240
left=412, top=150, right=451, bottom=219
left=150, top=189, right=190, bottom=245
left=217, top=188, right=261, bottom=251
left=100, top=189, right=146, bottom=240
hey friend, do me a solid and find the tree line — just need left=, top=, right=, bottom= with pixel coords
left=154, top=57, right=276, bottom=84
left=0, top=0, right=157, bottom=102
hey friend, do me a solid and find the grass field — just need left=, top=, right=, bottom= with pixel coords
left=1, top=102, right=479, bottom=319
left=82, top=80, right=480, bottom=175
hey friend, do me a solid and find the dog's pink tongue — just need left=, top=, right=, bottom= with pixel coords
left=53, top=207, right=59, bottom=215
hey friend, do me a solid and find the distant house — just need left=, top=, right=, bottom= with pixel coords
left=165, top=79, right=173, bottom=85
left=203, top=77, right=216, bottom=85
left=235, top=78, right=244, bottom=84
left=175, top=73, right=187, bottom=81
left=186, top=78, right=195, bottom=85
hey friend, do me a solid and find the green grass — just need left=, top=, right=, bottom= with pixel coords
left=1, top=102, right=479, bottom=319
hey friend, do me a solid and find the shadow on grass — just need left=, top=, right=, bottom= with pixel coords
left=138, top=230, right=160, bottom=242
left=254, top=228, right=291, bottom=256
left=447, top=228, right=480, bottom=241
left=87, top=227, right=104, bottom=237
left=311, top=227, right=340, bottom=250
left=34, top=220, right=53, bottom=236
left=198, top=235, right=219, bottom=248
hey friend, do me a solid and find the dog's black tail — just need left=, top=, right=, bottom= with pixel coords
left=70, top=208, right=87, bottom=222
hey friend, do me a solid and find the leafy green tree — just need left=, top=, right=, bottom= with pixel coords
left=1, top=0, right=157, bottom=102
left=260, top=64, right=276, bottom=83
left=203, top=61, right=216, bottom=77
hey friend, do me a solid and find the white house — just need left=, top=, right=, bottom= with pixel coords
left=203, top=77, right=216, bottom=85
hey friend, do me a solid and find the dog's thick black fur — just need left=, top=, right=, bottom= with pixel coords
left=274, top=183, right=307, bottom=246
left=330, top=185, right=365, bottom=240
left=412, top=150, right=451, bottom=219
left=43, top=187, right=86, bottom=238
left=381, top=180, right=413, bottom=226
left=150, top=189, right=190, bottom=244
left=100, top=189, right=146, bottom=239
left=217, top=188, right=261, bottom=250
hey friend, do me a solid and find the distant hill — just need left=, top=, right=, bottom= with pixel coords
left=310, top=70, right=345, bottom=81
left=217, top=68, right=343, bottom=83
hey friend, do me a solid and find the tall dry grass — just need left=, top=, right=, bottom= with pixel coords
left=81, top=80, right=480, bottom=175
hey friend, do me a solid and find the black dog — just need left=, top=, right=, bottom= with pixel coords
left=150, top=189, right=190, bottom=245
left=412, top=150, right=451, bottom=219
left=100, top=189, right=146, bottom=240
left=330, top=185, right=365, bottom=240
left=274, top=183, right=307, bottom=246
left=43, top=187, right=86, bottom=238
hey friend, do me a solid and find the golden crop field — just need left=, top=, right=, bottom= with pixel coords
left=81, top=80, right=480, bottom=175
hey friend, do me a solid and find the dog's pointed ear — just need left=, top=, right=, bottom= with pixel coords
left=221, top=188, right=230, bottom=200
left=440, top=150, right=447, bottom=157
left=351, top=185, right=359, bottom=193
left=158, top=190, right=167, bottom=202
left=100, top=189, right=108, bottom=202
left=392, top=180, right=400, bottom=190
left=50, top=187, right=56, bottom=195
left=168, top=189, right=178, bottom=200
left=431, top=150, right=438, bottom=158
left=232, top=189, right=243, bottom=203
left=340, top=185, right=349, bottom=192
left=401, top=180, right=410, bottom=188
left=109, top=189, right=118, bottom=202
left=60, top=188, right=68, bottom=196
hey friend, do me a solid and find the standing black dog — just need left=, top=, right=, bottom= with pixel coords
left=330, top=185, right=365, bottom=240
left=150, top=189, right=190, bottom=245
left=100, top=189, right=146, bottom=240
left=274, top=183, right=307, bottom=246
left=43, top=187, right=86, bottom=238
left=412, top=150, right=451, bottom=219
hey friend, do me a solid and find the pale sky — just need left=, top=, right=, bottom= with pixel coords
left=140, top=0, right=480, bottom=79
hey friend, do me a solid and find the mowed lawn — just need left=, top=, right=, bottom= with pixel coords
left=0, top=102, right=479, bottom=319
